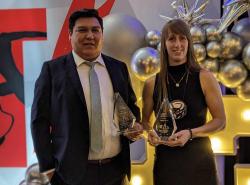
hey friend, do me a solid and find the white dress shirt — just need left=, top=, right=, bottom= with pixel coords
left=72, top=51, right=121, bottom=160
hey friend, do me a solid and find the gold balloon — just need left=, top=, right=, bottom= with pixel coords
left=236, top=77, right=250, bottom=101
left=242, top=43, right=250, bottom=70
left=218, top=59, right=248, bottom=88
left=204, top=24, right=222, bottom=41
left=206, top=41, right=221, bottom=58
left=221, top=32, right=244, bottom=59
left=194, top=44, right=206, bottom=62
left=200, top=58, right=219, bottom=78
left=190, top=25, right=206, bottom=44
left=131, top=47, right=160, bottom=81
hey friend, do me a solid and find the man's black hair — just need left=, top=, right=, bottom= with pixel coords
left=69, top=9, right=103, bottom=32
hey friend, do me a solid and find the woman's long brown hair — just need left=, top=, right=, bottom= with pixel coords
left=157, top=19, right=201, bottom=109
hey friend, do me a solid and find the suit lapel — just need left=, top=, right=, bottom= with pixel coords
left=102, top=54, right=119, bottom=93
left=64, top=53, right=87, bottom=109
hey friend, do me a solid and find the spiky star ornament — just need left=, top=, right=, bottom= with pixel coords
left=160, top=0, right=211, bottom=25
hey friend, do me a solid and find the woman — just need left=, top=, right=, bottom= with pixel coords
left=142, top=19, right=226, bottom=185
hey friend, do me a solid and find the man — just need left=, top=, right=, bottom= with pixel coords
left=31, top=9, right=142, bottom=185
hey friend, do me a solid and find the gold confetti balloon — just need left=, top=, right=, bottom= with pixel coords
left=218, top=59, right=248, bottom=88
left=200, top=58, right=219, bottom=78
left=206, top=41, right=221, bottom=58
left=190, top=25, right=206, bottom=44
left=204, top=24, right=222, bottom=41
left=131, top=47, right=160, bottom=81
left=194, top=44, right=206, bottom=62
left=221, top=32, right=244, bottom=59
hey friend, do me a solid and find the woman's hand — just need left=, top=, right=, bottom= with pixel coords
left=165, top=129, right=191, bottom=147
left=147, top=129, right=163, bottom=146
left=125, top=122, right=144, bottom=141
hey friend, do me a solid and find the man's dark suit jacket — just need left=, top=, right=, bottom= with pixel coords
left=31, top=52, right=140, bottom=185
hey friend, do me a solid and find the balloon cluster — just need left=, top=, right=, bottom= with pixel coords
left=160, top=0, right=250, bottom=101
left=102, top=0, right=250, bottom=101
left=192, top=20, right=250, bottom=102
left=190, top=0, right=250, bottom=101
left=19, top=163, right=50, bottom=185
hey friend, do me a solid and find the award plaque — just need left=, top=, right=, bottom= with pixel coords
left=153, top=98, right=177, bottom=141
left=114, top=92, right=136, bottom=135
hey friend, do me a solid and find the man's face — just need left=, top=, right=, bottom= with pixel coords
left=69, top=17, right=103, bottom=61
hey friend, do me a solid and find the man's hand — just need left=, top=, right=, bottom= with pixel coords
left=124, top=122, right=143, bottom=141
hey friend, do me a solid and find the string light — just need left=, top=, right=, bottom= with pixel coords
left=210, top=137, right=222, bottom=152
left=131, top=175, right=143, bottom=185
left=247, top=178, right=250, bottom=185
left=242, top=109, right=250, bottom=121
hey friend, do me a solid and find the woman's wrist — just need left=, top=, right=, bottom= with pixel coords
left=188, top=128, right=193, bottom=141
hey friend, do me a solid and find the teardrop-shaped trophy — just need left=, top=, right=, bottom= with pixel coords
left=153, top=98, right=177, bottom=141
left=114, top=92, right=136, bottom=135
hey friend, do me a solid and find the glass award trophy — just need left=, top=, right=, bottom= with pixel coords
left=113, top=92, right=136, bottom=135
left=153, top=98, right=177, bottom=141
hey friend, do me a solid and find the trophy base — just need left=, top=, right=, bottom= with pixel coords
left=154, top=127, right=176, bottom=141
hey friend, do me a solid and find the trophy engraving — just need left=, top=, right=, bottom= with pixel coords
left=153, top=98, right=177, bottom=141
left=114, top=93, right=136, bottom=135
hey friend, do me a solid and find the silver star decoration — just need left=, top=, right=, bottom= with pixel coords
left=160, top=0, right=211, bottom=25
left=218, top=0, right=250, bottom=33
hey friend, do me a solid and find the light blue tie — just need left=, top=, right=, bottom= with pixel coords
left=86, top=61, right=102, bottom=152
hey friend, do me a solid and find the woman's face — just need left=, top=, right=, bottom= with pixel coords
left=165, top=30, right=188, bottom=66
